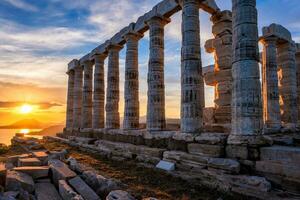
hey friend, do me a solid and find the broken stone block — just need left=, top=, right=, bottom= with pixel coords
left=81, top=171, right=119, bottom=197
left=8, top=154, right=31, bottom=166
left=155, top=160, right=175, bottom=171
left=187, top=143, right=224, bottom=157
left=35, top=183, right=62, bottom=200
left=106, top=190, right=135, bottom=200
left=67, top=157, right=93, bottom=174
left=260, top=145, right=300, bottom=164
left=32, top=151, right=48, bottom=163
left=48, top=159, right=76, bottom=186
left=13, top=166, right=49, bottom=179
left=68, top=176, right=100, bottom=200
left=226, top=145, right=248, bottom=160
left=207, top=158, right=240, bottom=174
left=48, top=150, right=68, bottom=161
left=18, top=158, right=41, bottom=167
left=59, top=180, right=84, bottom=200
left=6, top=171, right=34, bottom=193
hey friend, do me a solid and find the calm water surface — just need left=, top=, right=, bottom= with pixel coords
left=0, top=129, right=43, bottom=145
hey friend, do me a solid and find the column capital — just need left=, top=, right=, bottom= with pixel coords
left=145, top=15, right=171, bottom=27
left=204, top=38, right=216, bottom=53
left=210, top=10, right=232, bottom=24
left=91, top=53, right=107, bottom=63
left=259, top=36, right=278, bottom=45
left=107, top=43, right=123, bottom=52
left=123, top=31, right=143, bottom=42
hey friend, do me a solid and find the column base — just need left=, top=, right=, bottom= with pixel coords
left=227, top=134, right=273, bottom=146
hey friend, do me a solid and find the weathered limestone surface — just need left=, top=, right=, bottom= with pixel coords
left=13, top=166, right=49, bottom=179
left=277, top=41, right=298, bottom=129
left=18, top=158, right=42, bottom=167
left=6, top=170, right=35, bottom=193
left=35, top=183, right=62, bottom=200
left=68, top=176, right=100, bottom=200
left=66, top=70, right=74, bottom=130
left=296, top=43, right=300, bottom=124
left=260, top=36, right=281, bottom=132
left=48, top=159, right=76, bottom=186
left=204, top=10, right=232, bottom=125
left=73, top=63, right=83, bottom=129
left=59, top=180, right=84, bottom=200
left=106, top=44, right=123, bottom=129
left=229, top=0, right=263, bottom=142
left=81, top=59, right=94, bottom=129
left=106, top=190, right=135, bottom=200
left=146, top=15, right=170, bottom=131
left=123, top=28, right=142, bottom=130
left=92, top=54, right=107, bottom=129
left=180, top=0, right=204, bottom=133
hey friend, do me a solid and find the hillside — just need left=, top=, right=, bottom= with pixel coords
left=0, top=119, right=45, bottom=129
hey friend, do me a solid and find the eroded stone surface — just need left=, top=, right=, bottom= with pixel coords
left=69, top=176, right=100, bottom=200
left=35, top=183, right=62, bottom=200
left=48, top=159, right=76, bottom=186
left=6, top=171, right=34, bottom=193
left=59, top=180, right=83, bottom=200
left=106, top=190, right=135, bottom=200
left=13, top=166, right=49, bottom=179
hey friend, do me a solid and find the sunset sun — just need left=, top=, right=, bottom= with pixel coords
left=19, top=104, right=33, bottom=114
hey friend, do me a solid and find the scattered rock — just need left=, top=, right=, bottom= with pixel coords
left=106, top=190, right=135, bottom=200
left=58, top=180, right=84, bottom=200
left=35, top=183, right=62, bottom=200
left=0, top=163, right=7, bottom=186
left=18, top=158, right=41, bottom=167
left=48, top=159, right=76, bottom=186
left=68, top=176, right=100, bottom=200
left=13, top=166, right=49, bottom=179
left=208, top=158, right=240, bottom=174
left=155, top=160, right=175, bottom=171
left=6, top=171, right=35, bottom=193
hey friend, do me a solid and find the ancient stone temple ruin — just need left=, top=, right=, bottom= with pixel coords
left=60, top=0, right=300, bottom=198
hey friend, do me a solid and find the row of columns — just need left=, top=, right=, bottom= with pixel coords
left=65, top=0, right=205, bottom=133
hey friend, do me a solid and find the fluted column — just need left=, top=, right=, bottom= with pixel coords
left=123, top=32, right=143, bottom=130
left=229, top=0, right=263, bottom=141
left=81, top=60, right=93, bottom=129
left=146, top=16, right=170, bottom=131
left=106, top=44, right=123, bottom=129
left=296, top=44, right=300, bottom=124
left=66, top=70, right=75, bottom=130
left=73, top=65, right=83, bottom=129
left=277, top=41, right=298, bottom=129
left=261, top=37, right=281, bottom=132
left=92, top=54, right=107, bottom=129
left=180, top=0, right=204, bottom=133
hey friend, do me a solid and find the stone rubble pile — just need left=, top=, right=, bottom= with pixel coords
left=0, top=136, right=153, bottom=200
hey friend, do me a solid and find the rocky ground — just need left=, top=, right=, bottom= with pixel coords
left=0, top=135, right=238, bottom=200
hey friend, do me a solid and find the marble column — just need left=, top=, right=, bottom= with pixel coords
left=296, top=43, right=300, bottom=124
left=73, top=65, right=83, bottom=129
left=230, top=0, right=263, bottom=141
left=277, top=41, right=298, bottom=129
left=146, top=15, right=170, bottom=131
left=261, top=37, right=281, bottom=132
left=92, top=54, right=107, bottom=129
left=204, top=10, right=232, bottom=126
left=81, top=60, right=93, bottom=129
left=66, top=70, right=75, bottom=130
left=106, top=44, right=123, bottom=129
left=123, top=32, right=143, bottom=130
left=180, top=0, right=204, bottom=133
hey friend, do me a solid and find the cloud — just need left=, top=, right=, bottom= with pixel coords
left=3, top=0, right=39, bottom=12
left=0, top=101, right=62, bottom=109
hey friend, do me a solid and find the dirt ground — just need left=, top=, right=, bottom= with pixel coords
left=40, top=140, right=238, bottom=200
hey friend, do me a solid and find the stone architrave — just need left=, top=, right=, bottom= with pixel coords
left=81, top=60, right=94, bottom=129
left=73, top=63, right=83, bottom=130
left=277, top=41, right=298, bottom=129
left=92, top=54, right=107, bottom=129
left=260, top=36, right=281, bottom=132
left=146, top=15, right=170, bottom=131
left=296, top=43, right=300, bottom=124
left=106, top=44, right=123, bottom=129
left=229, top=0, right=263, bottom=142
left=180, top=0, right=204, bottom=133
left=123, top=31, right=143, bottom=130
left=66, top=70, right=75, bottom=130
left=204, top=10, right=232, bottom=126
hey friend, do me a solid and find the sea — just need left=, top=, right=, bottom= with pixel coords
left=0, top=129, right=43, bottom=145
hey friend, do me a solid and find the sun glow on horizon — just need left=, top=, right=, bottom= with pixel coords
left=19, top=104, right=33, bottom=114
left=20, top=129, right=30, bottom=134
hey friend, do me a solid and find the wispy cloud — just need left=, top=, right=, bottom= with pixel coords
left=3, top=0, right=39, bottom=12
